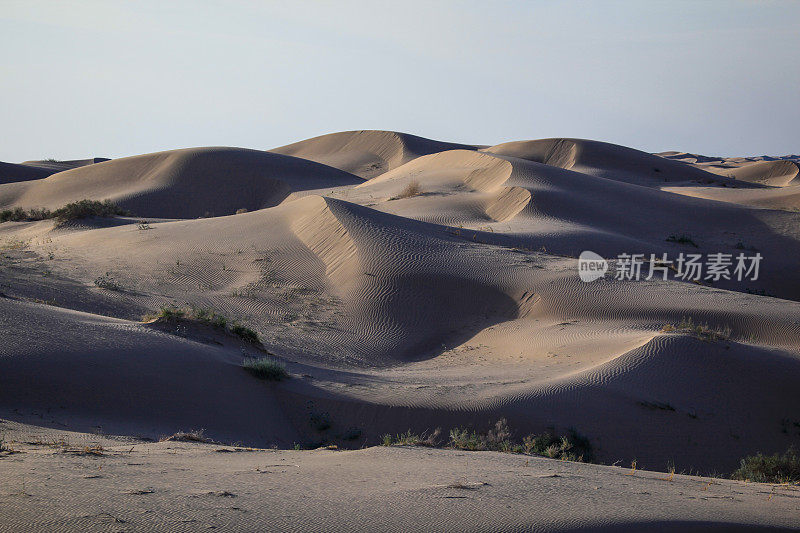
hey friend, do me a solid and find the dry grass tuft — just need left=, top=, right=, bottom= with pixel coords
left=242, top=357, right=289, bottom=381
left=161, top=430, right=213, bottom=443
left=381, top=427, right=441, bottom=447
left=391, top=180, right=422, bottom=200
left=661, top=317, right=731, bottom=341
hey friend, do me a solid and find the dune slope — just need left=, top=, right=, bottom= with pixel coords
left=0, top=147, right=361, bottom=218
left=271, top=130, right=480, bottom=179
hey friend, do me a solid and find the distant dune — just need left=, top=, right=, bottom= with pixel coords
left=271, top=129, right=480, bottom=179
left=0, top=147, right=361, bottom=218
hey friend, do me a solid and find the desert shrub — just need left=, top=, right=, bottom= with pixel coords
left=732, top=446, right=800, bottom=484
left=52, top=199, right=130, bottom=223
left=147, top=306, right=186, bottom=321
left=0, top=206, right=51, bottom=222
left=1, top=200, right=130, bottom=225
left=391, top=180, right=422, bottom=200
left=243, top=357, right=288, bottom=381
left=230, top=322, right=259, bottom=344
left=94, top=272, right=123, bottom=291
left=235, top=208, right=248, bottom=214
left=382, top=428, right=442, bottom=447
left=449, top=419, right=514, bottom=452
left=522, top=430, right=593, bottom=462
left=161, top=430, right=212, bottom=443
left=144, top=306, right=260, bottom=344
left=190, top=307, right=228, bottom=329
left=379, top=421, right=592, bottom=463
left=0, top=207, right=28, bottom=222
left=449, top=427, right=486, bottom=450
left=666, top=234, right=698, bottom=248
left=446, top=420, right=592, bottom=462
left=661, top=316, right=731, bottom=341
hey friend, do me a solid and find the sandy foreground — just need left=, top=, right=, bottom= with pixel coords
left=1, top=131, right=800, bottom=530
left=1, top=422, right=798, bottom=532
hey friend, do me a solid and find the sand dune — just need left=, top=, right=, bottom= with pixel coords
left=1, top=130, right=799, bottom=531
left=1, top=158, right=108, bottom=185
left=0, top=161, right=54, bottom=184
left=701, top=160, right=800, bottom=187
left=483, top=138, right=734, bottom=185
left=0, top=297, right=295, bottom=445
left=271, top=129, right=480, bottom=179
left=0, top=147, right=361, bottom=218
left=21, top=157, right=110, bottom=173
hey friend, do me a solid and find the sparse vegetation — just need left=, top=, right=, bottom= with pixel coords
left=382, top=428, right=442, bottom=447
left=53, top=199, right=130, bottom=223
left=230, top=323, right=259, bottom=344
left=1, top=200, right=131, bottom=225
left=242, top=357, right=288, bottom=381
left=161, top=430, right=213, bottom=443
left=450, top=423, right=509, bottom=451
left=391, top=180, right=422, bottom=200
left=1, top=206, right=50, bottom=222
left=144, top=306, right=261, bottom=344
left=65, top=445, right=104, bottom=456
left=519, top=430, right=594, bottom=462
left=661, top=316, right=731, bottom=341
left=666, top=233, right=698, bottom=248
left=732, top=446, right=800, bottom=484
left=382, top=420, right=593, bottom=463
left=24, top=438, right=104, bottom=455
left=94, top=272, right=123, bottom=291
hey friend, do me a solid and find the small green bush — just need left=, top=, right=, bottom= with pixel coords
left=732, top=446, right=800, bottom=484
left=243, top=357, right=288, bottom=381
left=146, top=306, right=186, bottom=321
left=1, top=206, right=50, bottom=222
left=53, top=199, right=130, bottom=223
left=230, top=322, right=259, bottom=344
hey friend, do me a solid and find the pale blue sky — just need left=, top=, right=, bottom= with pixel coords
left=1, top=0, right=798, bottom=162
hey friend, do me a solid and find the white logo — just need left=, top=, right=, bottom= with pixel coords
left=578, top=250, right=608, bottom=282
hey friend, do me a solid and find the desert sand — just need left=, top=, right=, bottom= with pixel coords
left=1, top=130, right=799, bottom=531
